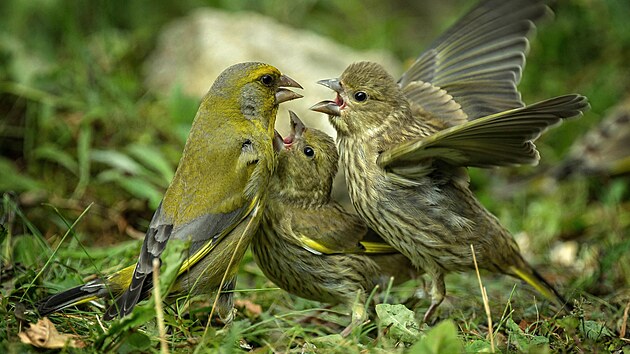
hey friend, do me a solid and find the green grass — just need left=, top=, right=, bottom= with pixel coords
left=1, top=0, right=630, bottom=352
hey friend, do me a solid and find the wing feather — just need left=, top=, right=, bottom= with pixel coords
left=103, top=198, right=257, bottom=319
left=399, top=0, right=550, bottom=120
left=291, top=203, right=397, bottom=256
left=378, top=95, right=589, bottom=177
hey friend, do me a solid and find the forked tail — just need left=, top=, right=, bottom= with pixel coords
left=37, top=264, right=136, bottom=316
left=37, top=281, right=105, bottom=316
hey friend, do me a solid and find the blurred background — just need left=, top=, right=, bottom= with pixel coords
left=0, top=0, right=629, bottom=336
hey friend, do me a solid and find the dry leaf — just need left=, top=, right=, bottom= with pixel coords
left=234, top=299, right=262, bottom=317
left=18, top=317, right=85, bottom=349
left=518, top=319, right=530, bottom=332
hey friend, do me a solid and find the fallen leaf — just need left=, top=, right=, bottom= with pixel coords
left=18, top=317, right=85, bottom=349
left=234, top=299, right=262, bottom=317
left=519, top=319, right=530, bottom=332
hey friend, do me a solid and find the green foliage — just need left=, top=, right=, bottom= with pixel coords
left=0, top=158, right=42, bottom=192
left=505, top=317, right=550, bottom=352
left=410, top=320, right=463, bottom=354
left=92, top=144, right=173, bottom=209
left=376, top=303, right=421, bottom=344
left=95, top=239, right=186, bottom=352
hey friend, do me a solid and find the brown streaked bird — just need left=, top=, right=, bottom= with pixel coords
left=492, top=98, right=630, bottom=198
left=554, top=97, right=630, bottom=179
left=311, top=0, right=587, bottom=321
left=251, top=111, right=418, bottom=336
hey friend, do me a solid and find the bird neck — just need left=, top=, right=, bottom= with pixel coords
left=267, top=186, right=331, bottom=210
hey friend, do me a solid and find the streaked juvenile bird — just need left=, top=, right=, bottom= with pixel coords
left=311, top=0, right=587, bottom=321
left=493, top=98, right=630, bottom=197
left=38, top=62, right=302, bottom=322
left=554, top=97, right=630, bottom=179
left=252, top=112, right=417, bottom=336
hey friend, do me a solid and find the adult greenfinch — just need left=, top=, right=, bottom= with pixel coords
left=38, top=62, right=302, bottom=322
left=311, top=0, right=588, bottom=322
left=252, top=112, right=417, bottom=336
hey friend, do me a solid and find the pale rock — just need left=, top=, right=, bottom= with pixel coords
left=550, top=241, right=578, bottom=267
left=144, top=8, right=401, bottom=139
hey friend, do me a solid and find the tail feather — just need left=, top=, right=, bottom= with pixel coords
left=103, top=275, right=153, bottom=320
left=38, top=264, right=136, bottom=317
left=37, top=282, right=103, bottom=316
left=509, top=265, right=573, bottom=312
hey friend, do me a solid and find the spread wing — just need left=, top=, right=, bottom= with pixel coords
left=377, top=95, right=589, bottom=180
left=399, top=0, right=550, bottom=120
left=103, top=198, right=258, bottom=319
left=291, top=203, right=397, bottom=255
left=403, top=81, right=468, bottom=128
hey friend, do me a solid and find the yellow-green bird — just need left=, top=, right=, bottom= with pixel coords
left=311, top=0, right=588, bottom=321
left=38, top=62, right=302, bottom=321
left=252, top=111, right=417, bottom=335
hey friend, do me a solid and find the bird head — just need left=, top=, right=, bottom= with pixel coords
left=271, top=111, right=338, bottom=206
left=203, top=62, right=303, bottom=135
left=310, top=61, right=405, bottom=138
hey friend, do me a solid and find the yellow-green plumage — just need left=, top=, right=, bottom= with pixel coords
left=311, top=0, right=585, bottom=321
left=38, top=62, right=302, bottom=320
left=36, top=265, right=136, bottom=314
left=251, top=112, right=417, bottom=335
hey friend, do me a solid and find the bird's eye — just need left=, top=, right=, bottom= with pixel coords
left=303, top=146, right=315, bottom=158
left=260, top=74, right=274, bottom=86
left=354, top=91, right=368, bottom=102
left=242, top=139, right=252, bottom=150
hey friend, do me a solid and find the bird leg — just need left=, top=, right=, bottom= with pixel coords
left=402, top=276, right=428, bottom=309
left=216, top=276, right=237, bottom=325
left=423, top=272, right=445, bottom=324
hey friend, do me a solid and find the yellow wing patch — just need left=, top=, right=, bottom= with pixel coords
left=359, top=241, right=398, bottom=254
left=107, top=264, right=136, bottom=289
left=298, top=235, right=337, bottom=255
left=298, top=237, right=399, bottom=256
left=177, top=198, right=259, bottom=276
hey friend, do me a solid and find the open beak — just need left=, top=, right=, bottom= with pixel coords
left=310, top=100, right=341, bottom=116
left=283, top=111, right=306, bottom=149
left=275, top=75, right=303, bottom=104
left=288, top=111, right=306, bottom=139
left=310, top=78, right=343, bottom=117
left=316, top=78, right=342, bottom=93
left=273, top=130, right=284, bottom=153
